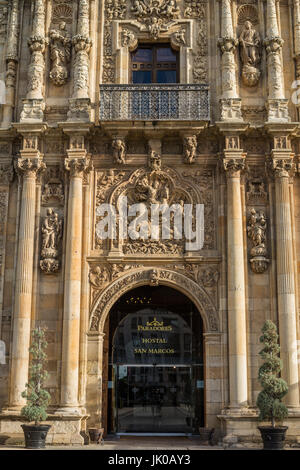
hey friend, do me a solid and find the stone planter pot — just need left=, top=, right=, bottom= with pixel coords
left=258, top=426, right=288, bottom=450
left=21, top=424, right=51, bottom=449
left=88, top=427, right=104, bottom=444
left=198, top=427, right=214, bottom=445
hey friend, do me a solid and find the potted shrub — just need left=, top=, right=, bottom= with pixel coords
left=21, top=327, right=51, bottom=449
left=256, top=320, right=288, bottom=450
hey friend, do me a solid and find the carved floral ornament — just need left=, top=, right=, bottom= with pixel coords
left=89, top=268, right=219, bottom=333
left=267, top=158, right=295, bottom=179
left=64, top=157, right=93, bottom=178
left=14, top=157, right=46, bottom=178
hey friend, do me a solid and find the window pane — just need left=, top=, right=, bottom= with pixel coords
left=132, top=71, right=152, bottom=83
left=156, top=70, right=177, bottom=83
left=132, top=48, right=153, bottom=63
left=157, top=47, right=177, bottom=62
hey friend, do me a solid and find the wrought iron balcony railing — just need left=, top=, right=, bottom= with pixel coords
left=99, top=84, right=210, bottom=121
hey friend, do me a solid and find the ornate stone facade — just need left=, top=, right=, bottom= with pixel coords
left=0, top=0, right=300, bottom=448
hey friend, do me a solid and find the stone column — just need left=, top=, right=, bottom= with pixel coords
left=9, top=137, right=45, bottom=409
left=59, top=136, right=91, bottom=412
left=68, top=0, right=92, bottom=121
left=264, top=0, right=289, bottom=122
left=223, top=143, right=248, bottom=409
left=218, top=0, right=242, bottom=121
left=2, top=0, right=19, bottom=127
left=20, top=0, right=46, bottom=122
left=268, top=144, right=300, bottom=407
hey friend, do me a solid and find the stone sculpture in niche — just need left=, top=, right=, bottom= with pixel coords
left=239, top=20, right=261, bottom=87
left=40, top=208, right=63, bottom=273
left=49, top=22, right=71, bottom=86
left=247, top=208, right=269, bottom=273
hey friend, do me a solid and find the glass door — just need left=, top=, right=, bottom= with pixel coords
left=114, top=365, right=196, bottom=433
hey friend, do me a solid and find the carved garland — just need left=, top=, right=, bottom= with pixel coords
left=89, top=268, right=219, bottom=332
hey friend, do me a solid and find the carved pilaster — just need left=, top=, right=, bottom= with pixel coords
left=20, top=0, right=46, bottom=122
left=264, top=0, right=289, bottom=122
left=294, top=0, right=300, bottom=79
left=68, top=0, right=92, bottom=121
left=218, top=0, right=242, bottom=121
left=3, top=0, right=20, bottom=126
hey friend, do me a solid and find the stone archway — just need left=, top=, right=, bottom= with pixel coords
left=89, top=268, right=220, bottom=334
left=86, top=268, right=223, bottom=432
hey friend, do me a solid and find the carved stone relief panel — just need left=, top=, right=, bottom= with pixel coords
left=94, top=169, right=128, bottom=250
left=94, top=161, right=216, bottom=255
left=181, top=168, right=215, bottom=250
left=191, top=2, right=208, bottom=83
left=0, top=191, right=8, bottom=280
left=41, top=165, right=65, bottom=206
left=0, top=4, right=8, bottom=42
left=246, top=165, right=269, bottom=274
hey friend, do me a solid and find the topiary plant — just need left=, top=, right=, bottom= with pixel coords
left=21, top=327, right=51, bottom=425
left=256, top=320, right=288, bottom=427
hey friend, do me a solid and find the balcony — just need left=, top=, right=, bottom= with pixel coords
left=99, top=84, right=210, bottom=122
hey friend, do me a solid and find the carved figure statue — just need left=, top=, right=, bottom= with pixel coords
left=149, top=151, right=161, bottom=171
left=247, top=208, right=269, bottom=273
left=112, top=138, right=126, bottom=164
left=49, top=22, right=71, bottom=86
left=40, top=208, right=63, bottom=273
left=41, top=208, right=62, bottom=250
left=239, top=21, right=261, bottom=87
left=184, top=136, right=197, bottom=164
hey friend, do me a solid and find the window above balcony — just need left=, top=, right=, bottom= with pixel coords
left=131, top=45, right=179, bottom=84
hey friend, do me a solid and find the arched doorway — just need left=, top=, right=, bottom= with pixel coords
left=105, top=285, right=204, bottom=435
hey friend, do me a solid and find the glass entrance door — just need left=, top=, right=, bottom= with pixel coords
left=107, top=286, right=204, bottom=435
left=114, top=365, right=195, bottom=433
